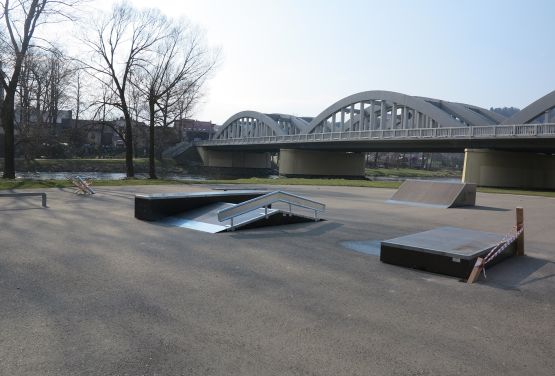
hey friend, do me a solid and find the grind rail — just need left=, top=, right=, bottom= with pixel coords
left=217, top=191, right=325, bottom=228
left=0, top=192, right=47, bottom=207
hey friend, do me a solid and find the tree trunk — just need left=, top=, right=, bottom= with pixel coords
left=123, top=110, right=135, bottom=178
left=2, top=93, right=16, bottom=179
left=148, top=99, right=157, bottom=179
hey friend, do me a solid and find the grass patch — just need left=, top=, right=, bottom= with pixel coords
left=365, top=167, right=461, bottom=178
left=0, top=177, right=401, bottom=190
left=182, top=177, right=402, bottom=189
left=477, top=187, right=555, bottom=198
left=0, top=178, right=184, bottom=190
left=2, top=176, right=554, bottom=199
left=1, top=158, right=177, bottom=173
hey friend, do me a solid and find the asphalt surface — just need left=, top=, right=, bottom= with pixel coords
left=1, top=184, right=554, bottom=375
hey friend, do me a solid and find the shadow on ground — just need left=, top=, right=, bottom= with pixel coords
left=478, top=255, right=554, bottom=290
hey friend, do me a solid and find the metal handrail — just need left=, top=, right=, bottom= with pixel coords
left=217, top=191, right=325, bottom=225
left=196, top=123, right=555, bottom=146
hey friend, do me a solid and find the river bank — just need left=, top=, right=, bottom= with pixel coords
left=2, top=158, right=461, bottom=178
left=0, top=158, right=179, bottom=173
left=1, top=177, right=554, bottom=198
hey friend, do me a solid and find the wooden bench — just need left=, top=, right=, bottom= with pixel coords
left=0, top=192, right=47, bottom=207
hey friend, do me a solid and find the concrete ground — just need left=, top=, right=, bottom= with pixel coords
left=0, top=184, right=553, bottom=376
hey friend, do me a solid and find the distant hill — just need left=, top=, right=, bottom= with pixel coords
left=490, top=107, right=520, bottom=118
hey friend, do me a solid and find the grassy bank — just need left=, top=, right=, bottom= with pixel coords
left=186, top=177, right=401, bottom=189
left=2, top=160, right=459, bottom=177
left=365, top=167, right=461, bottom=178
left=183, top=178, right=555, bottom=197
left=0, top=158, right=178, bottom=173
left=1, top=176, right=554, bottom=198
left=0, top=178, right=184, bottom=190
left=476, top=187, right=555, bottom=198
left=0, top=177, right=401, bottom=191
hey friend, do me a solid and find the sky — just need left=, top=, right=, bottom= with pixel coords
left=85, top=0, right=555, bottom=124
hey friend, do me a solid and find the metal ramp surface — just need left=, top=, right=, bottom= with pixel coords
left=159, top=202, right=282, bottom=233
left=387, top=179, right=476, bottom=208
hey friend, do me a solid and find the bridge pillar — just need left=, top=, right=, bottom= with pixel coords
left=197, top=147, right=272, bottom=169
left=279, top=149, right=365, bottom=178
left=462, top=149, right=555, bottom=189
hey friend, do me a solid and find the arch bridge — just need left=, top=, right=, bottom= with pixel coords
left=196, top=90, right=555, bottom=189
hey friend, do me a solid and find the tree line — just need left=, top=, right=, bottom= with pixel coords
left=0, top=0, right=218, bottom=179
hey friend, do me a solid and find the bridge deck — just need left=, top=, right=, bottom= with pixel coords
left=196, top=124, right=555, bottom=153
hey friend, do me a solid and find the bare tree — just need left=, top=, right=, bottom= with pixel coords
left=0, top=0, right=80, bottom=178
left=80, top=3, right=167, bottom=177
left=133, top=19, right=217, bottom=178
left=11, top=46, right=74, bottom=160
left=71, top=64, right=83, bottom=125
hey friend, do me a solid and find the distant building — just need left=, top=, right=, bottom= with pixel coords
left=60, top=118, right=123, bottom=148
left=174, top=119, right=217, bottom=142
left=14, top=107, right=72, bottom=126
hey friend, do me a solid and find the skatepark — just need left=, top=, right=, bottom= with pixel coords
left=1, top=183, right=554, bottom=375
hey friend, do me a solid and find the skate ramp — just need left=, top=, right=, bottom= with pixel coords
left=136, top=190, right=325, bottom=233
left=387, top=180, right=476, bottom=208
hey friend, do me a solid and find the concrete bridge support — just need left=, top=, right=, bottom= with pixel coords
left=279, top=149, right=365, bottom=178
left=463, top=149, right=555, bottom=189
left=197, top=147, right=272, bottom=169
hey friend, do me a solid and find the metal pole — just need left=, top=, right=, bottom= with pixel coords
left=391, top=103, right=396, bottom=129
left=380, top=101, right=386, bottom=129
left=360, top=102, right=365, bottom=131
left=350, top=105, right=355, bottom=132
left=340, top=108, right=345, bottom=132
left=369, top=101, right=375, bottom=130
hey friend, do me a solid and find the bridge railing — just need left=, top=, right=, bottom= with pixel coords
left=196, top=123, right=555, bottom=146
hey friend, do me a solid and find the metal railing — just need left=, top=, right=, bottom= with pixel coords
left=196, top=123, right=555, bottom=146
left=217, top=191, right=325, bottom=228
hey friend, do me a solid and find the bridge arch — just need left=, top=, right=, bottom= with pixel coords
left=214, top=111, right=309, bottom=140
left=305, top=90, right=499, bottom=134
left=502, top=90, right=555, bottom=125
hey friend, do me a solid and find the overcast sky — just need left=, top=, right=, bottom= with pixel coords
left=86, top=0, right=555, bottom=124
